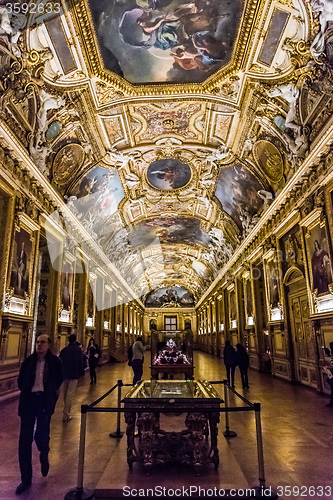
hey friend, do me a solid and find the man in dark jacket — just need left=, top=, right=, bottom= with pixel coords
left=59, top=334, right=84, bottom=422
left=236, top=343, right=250, bottom=389
left=16, top=334, right=63, bottom=495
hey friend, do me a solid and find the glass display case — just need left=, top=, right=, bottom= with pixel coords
left=150, top=330, right=194, bottom=379
left=122, top=380, right=223, bottom=475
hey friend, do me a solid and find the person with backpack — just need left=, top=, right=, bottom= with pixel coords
left=130, top=337, right=145, bottom=385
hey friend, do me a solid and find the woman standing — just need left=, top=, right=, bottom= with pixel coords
left=86, top=338, right=100, bottom=384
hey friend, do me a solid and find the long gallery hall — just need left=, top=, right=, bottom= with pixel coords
left=1, top=0, right=333, bottom=498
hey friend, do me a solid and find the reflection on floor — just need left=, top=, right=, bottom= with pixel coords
left=0, top=351, right=333, bottom=499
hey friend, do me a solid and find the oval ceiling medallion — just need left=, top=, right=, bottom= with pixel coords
left=147, top=158, right=192, bottom=191
left=253, top=140, right=284, bottom=183
left=53, top=144, right=85, bottom=185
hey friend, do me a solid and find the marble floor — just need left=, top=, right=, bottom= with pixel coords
left=0, top=351, right=333, bottom=500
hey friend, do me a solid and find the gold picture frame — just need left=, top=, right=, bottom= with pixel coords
left=228, top=287, right=237, bottom=329
left=243, top=276, right=254, bottom=326
left=58, top=253, right=76, bottom=323
left=7, top=213, right=39, bottom=316
left=263, top=254, right=284, bottom=322
left=304, top=218, right=333, bottom=296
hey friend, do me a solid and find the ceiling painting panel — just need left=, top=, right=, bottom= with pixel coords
left=215, top=164, right=265, bottom=229
left=87, top=0, right=245, bottom=85
left=129, top=217, right=212, bottom=248
left=145, top=286, right=195, bottom=307
left=44, top=15, right=77, bottom=75
left=147, top=158, right=192, bottom=190
left=66, top=166, right=124, bottom=239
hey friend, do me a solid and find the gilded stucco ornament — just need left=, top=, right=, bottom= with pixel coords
left=104, top=148, right=133, bottom=168
left=210, top=75, right=241, bottom=99
left=253, top=140, right=284, bottom=183
left=282, top=38, right=311, bottom=69
left=53, top=144, right=85, bottom=185
left=94, top=80, right=126, bottom=105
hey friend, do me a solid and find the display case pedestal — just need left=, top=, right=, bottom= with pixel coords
left=123, top=380, right=222, bottom=475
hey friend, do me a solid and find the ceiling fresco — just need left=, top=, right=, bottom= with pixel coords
left=65, top=166, right=124, bottom=239
left=129, top=217, right=212, bottom=247
left=147, top=158, right=192, bottom=190
left=88, top=0, right=245, bottom=84
left=5, top=0, right=326, bottom=304
left=144, top=286, right=195, bottom=307
left=215, top=165, right=265, bottom=229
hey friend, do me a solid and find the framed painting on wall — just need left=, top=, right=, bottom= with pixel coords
left=216, top=292, right=225, bottom=333
left=263, top=256, right=283, bottom=322
left=325, top=181, right=333, bottom=253
left=103, top=287, right=112, bottom=330
left=305, top=221, right=333, bottom=296
left=60, top=261, right=74, bottom=311
left=244, top=277, right=254, bottom=326
left=86, top=274, right=96, bottom=327
left=228, top=288, right=237, bottom=329
left=10, top=227, right=33, bottom=298
left=6, top=214, right=39, bottom=316
left=58, top=255, right=76, bottom=323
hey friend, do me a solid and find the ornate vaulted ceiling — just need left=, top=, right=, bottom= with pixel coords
left=1, top=0, right=331, bottom=304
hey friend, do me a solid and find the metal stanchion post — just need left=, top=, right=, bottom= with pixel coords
left=110, top=380, right=124, bottom=438
left=64, top=405, right=94, bottom=500
left=223, top=379, right=237, bottom=438
left=252, top=403, right=278, bottom=499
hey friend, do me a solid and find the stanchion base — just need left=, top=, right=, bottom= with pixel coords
left=223, top=430, right=237, bottom=438
left=109, top=431, right=124, bottom=438
left=64, top=487, right=95, bottom=500
left=251, top=486, right=279, bottom=499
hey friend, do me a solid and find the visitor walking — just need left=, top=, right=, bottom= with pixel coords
left=130, top=336, right=145, bottom=385
left=223, top=340, right=236, bottom=387
left=86, top=338, right=100, bottom=384
left=236, top=343, right=250, bottom=389
left=59, top=334, right=85, bottom=421
left=16, top=335, right=63, bottom=494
